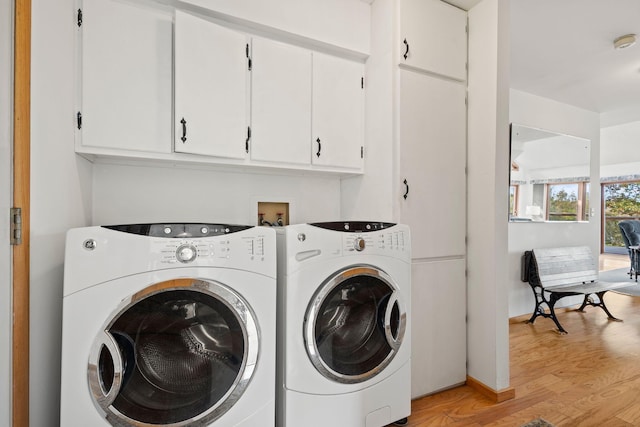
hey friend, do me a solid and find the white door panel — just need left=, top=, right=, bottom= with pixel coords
left=250, top=38, right=311, bottom=164
left=174, top=10, right=248, bottom=159
left=81, top=0, right=172, bottom=153
left=399, top=70, right=466, bottom=259
left=312, top=53, right=364, bottom=170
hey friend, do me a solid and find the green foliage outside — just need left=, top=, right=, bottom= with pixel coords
left=548, top=186, right=578, bottom=221
left=604, top=182, right=640, bottom=248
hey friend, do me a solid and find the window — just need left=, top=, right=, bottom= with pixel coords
left=546, top=182, right=588, bottom=221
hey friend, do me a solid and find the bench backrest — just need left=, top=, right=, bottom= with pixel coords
left=529, top=246, right=598, bottom=289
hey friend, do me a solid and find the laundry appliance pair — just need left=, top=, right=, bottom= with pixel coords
left=60, top=221, right=410, bottom=427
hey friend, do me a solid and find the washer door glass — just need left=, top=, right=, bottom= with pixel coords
left=305, top=266, right=406, bottom=384
left=88, top=279, right=258, bottom=426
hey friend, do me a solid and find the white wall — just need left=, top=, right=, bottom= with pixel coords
left=177, top=0, right=370, bottom=55
left=466, top=0, right=511, bottom=392
left=31, top=0, right=94, bottom=425
left=508, top=89, right=601, bottom=317
left=92, top=164, right=341, bottom=225
left=341, top=0, right=395, bottom=221
left=1, top=0, right=13, bottom=423
left=601, top=120, right=640, bottom=179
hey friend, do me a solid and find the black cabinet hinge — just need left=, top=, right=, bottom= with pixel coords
left=76, top=112, right=82, bottom=129
left=246, top=43, right=252, bottom=71
left=361, top=77, right=364, bottom=89
left=361, top=146, right=364, bottom=159
left=77, top=8, right=82, bottom=27
left=245, top=126, right=251, bottom=153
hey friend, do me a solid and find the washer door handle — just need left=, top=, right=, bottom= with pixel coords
left=383, top=291, right=406, bottom=351
left=88, top=331, right=123, bottom=409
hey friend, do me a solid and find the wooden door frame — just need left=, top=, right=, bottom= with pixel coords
left=13, top=0, right=31, bottom=425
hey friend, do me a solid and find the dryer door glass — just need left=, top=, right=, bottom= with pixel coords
left=305, top=266, right=407, bottom=384
left=88, top=280, right=259, bottom=426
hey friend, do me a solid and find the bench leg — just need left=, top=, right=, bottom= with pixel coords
left=526, top=286, right=568, bottom=333
left=576, top=291, right=622, bottom=322
left=547, top=293, right=568, bottom=334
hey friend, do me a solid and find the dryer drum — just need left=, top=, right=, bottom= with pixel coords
left=306, top=267, right=407, bottom=384
left=315, top=282, right=390, bottom=374
left=91, top=287, right=251, bottom=425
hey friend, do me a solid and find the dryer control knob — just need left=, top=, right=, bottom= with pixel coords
left=176, top=244, right=197, bottom=263
left=354, top=237, right=366, bottom=251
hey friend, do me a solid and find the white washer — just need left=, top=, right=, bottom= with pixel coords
left=60, top=223, right=276, bottom=427
left=276, top=222, right=411, bottom=427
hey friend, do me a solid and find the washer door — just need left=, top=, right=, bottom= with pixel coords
left=304, top=265, right=407, bottom=384
left=87, top=279, right=259, bottom=426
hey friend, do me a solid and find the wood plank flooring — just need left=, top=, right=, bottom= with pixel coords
left=402, top=254, right=640, bottom=426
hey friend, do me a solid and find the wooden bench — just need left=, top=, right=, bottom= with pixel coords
left=522, top=246, right=629, bottom=334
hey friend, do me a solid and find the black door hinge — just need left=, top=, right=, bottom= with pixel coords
left=361, top=146, right=364, bottom=159
left=77, top=9, right=82, bottom=27
left=361, top=77, right=364, bottom=89
left=76, top=112, right=82, bottom=130
left=245, top=126, right=251, bottom=153
left=246, top=44, right=252, bottom=71
left=10, top=208, right=22, bottom=246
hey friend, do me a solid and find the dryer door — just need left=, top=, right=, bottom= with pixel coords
left=304, top=265, right=407, bottom=384
left=87, top=278, right=259, bottom=426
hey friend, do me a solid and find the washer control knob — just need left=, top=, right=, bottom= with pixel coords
left=354, top=237, right=366, bottom=251
left=176, top=244, right=197, bottom=263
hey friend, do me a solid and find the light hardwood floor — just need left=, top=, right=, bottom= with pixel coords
left=403, top=254, right=640, bottom=426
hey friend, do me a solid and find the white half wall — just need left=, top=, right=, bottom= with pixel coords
left=466, top=0, right=511, bottom=392
left=1, top=0, right=13, bottom=423
left=508, top=89, right=601, bottom=318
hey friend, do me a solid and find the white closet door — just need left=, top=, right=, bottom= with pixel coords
left=174, top=10, right=248, bottom=159
left=311, top=53, right=364, bottom=170
left=250, top=38, right=311, bottom=164
left=399, top=0, right=467, bottom=81
left=81, top=0, right=172, bottom=152
left=399, top=69, right=466, bottom=259
left=411, top=259, right=466, bottom=398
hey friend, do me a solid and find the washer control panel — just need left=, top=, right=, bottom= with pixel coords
left=152, top=234, right=268, bottom=265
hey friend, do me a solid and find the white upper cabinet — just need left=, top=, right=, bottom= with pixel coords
left=79, top=0, right=172, bottom=153
left=399, top=69, right=466, bottom=259
left=250, top=38, right=312, bottom=165
left=77, top=2, right=366, bottom=175
left=311, top=53, right=364, bottom=170
left=399, top=0, right=467, bottom=81
left=174, top=10, right=249, bottom=159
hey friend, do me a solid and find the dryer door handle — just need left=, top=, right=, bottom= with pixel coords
left=383, top=291, right=407, bottom=351
left=87, top=331, right=124, bottom=410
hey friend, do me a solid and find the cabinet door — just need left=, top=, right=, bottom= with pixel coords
left=411, top=259, right=466, bottom=398
left=174, top=10, right=248, bottom=159
left=80, top=0, right=172, bottom=153
left=399, top=69, right=466, bottom=259
left=250, top=38, right=311, bottom=164
left=312, top=53, right=364, bottom=170
left=399, top=0, right=467, bottom=81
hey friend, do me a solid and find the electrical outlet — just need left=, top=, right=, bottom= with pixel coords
left=257, top=202, right=289, bottom=226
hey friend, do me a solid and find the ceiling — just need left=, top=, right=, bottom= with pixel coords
left=510, top=0, right=640, bottom=117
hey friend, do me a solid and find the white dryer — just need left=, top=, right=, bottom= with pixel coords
left=60, top=223, right=276, bottom=427
left=276, top=222, right=411, bottom=427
